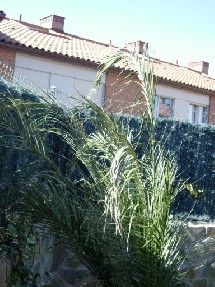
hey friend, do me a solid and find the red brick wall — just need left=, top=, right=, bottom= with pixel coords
left=105, top=71, right=147, bottom=115
left=158, top=103, right=171, bottom=117
left=209, top=96, right=215, bottom=125
left=0, top=46, right=16, bottom=69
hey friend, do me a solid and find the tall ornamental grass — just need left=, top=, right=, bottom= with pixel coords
left=0, top=46, right=189, bottom=286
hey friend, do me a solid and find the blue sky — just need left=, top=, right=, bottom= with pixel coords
left=2, top=0, right=215, bottom=76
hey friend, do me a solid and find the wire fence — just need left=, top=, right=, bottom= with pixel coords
left=0, top=61, right=49, bottom=98
left=0, top=60, right=88, bottom=109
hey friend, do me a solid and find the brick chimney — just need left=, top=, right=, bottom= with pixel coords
left=188, top=61, right=209, bottom=75
left=125, top=41, right=148, bottom=54
left=40, top=15, right=65, bottom=33
left=0, top=10, right=6, bottom=21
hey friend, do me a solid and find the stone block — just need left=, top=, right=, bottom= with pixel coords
left=204, top=237, right=215, bottom=253
left=184, top=268, right=196, bottom=279
left=184, top=278, right=192, bottom=287
left=0, top=259, right=11, bottom=287
left=0, top=261, right=7, bottom=287
left=62, top=257, right=80, bottom=269
left=52, top=244, right=74, bottom=271
left=30, top=227, right=54, bottom=285
left=207, top=228, right=215, bottom=238
left=74, top=275, right=100, bottom=287
left=58, top=269, right=77, bottom=285
left=192, top=279, right=208, bottom=287
left=208, top=280, right=215, bottom=287
left=186, top=226, right=206, bottom=244
left=50, top=273, right=75, bottom=287
left=203, top=260, right=215, bottom=279
left=186, top=237, right=215, bottom=267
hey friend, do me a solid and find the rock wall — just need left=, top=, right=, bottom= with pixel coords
left=0, top=221, right=215, bottom=287
left=0, top=259, right=11, bottom=287
left=50, top=244, right=100, bottom=287
left=183, top=222, right=215, bottom=287
left=33, top=225, right=54, bottom=286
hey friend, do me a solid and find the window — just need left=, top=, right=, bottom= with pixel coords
left=189, top=104, right=208, bottom=124
left=161, top=98, right=172, bottom=105
left=201, top=106, right=208, bottom=124
left=158, top=97, right=174, bottom=118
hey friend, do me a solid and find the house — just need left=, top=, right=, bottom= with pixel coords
left=0, top=10, right=214, bottom=124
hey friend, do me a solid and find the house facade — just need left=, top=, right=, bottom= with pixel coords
left=105, top=53, right=215, bottom=124
left=0, top=10, right=215, bottom=124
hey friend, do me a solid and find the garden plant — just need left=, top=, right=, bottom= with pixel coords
left=0, top=45, right=193, bottom=286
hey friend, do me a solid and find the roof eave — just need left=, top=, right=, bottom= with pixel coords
left=0, top=42, right=100, bottom=70
left=0, top=42, right=215, bottom=96
left=107, top=69, right=215, bottom=95
left=157, top=77, right=215, bottom=97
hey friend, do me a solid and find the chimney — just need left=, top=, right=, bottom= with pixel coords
left=0, top=10, right=6, bottom=21
left=40, top=15, right=65, bottom=33
left=125, top=40, right=148, bottom=54
left=188, top=61, right=209, bottom=75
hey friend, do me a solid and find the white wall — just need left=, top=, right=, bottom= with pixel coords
left=15, top=53, right=106, bottom=107
left=156, top=84, right=210, bottom=121
left=14, top=53, right=209, bottom=119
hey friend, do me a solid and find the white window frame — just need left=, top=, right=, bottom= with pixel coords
left=189, top=104, right=208, bottom=124
left=153, top=95, right=159, bottom=117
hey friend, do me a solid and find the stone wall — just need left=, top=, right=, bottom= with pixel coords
left=1, top=221, right=215, bottom=287
left=50, top=244, right=100, bottom=287
left=183, top=222, right=215, bottom=287
left=33, top=225, right=54, bottom=286
left=0, top=259, right=11, bottom=287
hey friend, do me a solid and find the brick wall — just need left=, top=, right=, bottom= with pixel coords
left=0, top=46, right=16, bottom=69
left=158, top=102, right=172, bottom=117
left=105, top=71, right=147, bottom=115
left=208, top=96, right=215, bottom=125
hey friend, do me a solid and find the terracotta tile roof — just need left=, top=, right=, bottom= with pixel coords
left=0, top=17, right=215, bottom=93
left=152, top=59, right=215, bottom=92
left=0, top=17, right=116, bottom=63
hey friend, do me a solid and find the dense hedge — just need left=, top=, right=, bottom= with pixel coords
left=156, top=119, right=215, bottom=219
left=115, top=115, right=215, bottom=220
left=0, top=78, right=215, bottom=220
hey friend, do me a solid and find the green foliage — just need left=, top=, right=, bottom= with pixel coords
left=0, top=47, right=213, bottom=286
left=0, top=78, right=214, bottom=220
left=0, top=47, right=190, bottom=286
left=112, top=114, right=215, bottom=219
left=0, top=211, right=39, bottom=286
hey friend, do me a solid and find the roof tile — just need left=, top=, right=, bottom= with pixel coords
left=0, top=17, right=215, bottom=92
